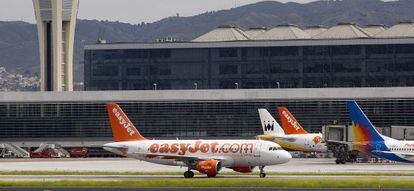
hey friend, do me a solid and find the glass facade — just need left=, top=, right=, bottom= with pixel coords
left=85, top=44, right=414, bottom=90
left=1, top=99, right=414, bottom=140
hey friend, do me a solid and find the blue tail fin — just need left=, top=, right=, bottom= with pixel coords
left=348, top=101, right=384, bottom=142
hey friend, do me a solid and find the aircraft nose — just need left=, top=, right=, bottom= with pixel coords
left=279, top=150, right=292, bottom=163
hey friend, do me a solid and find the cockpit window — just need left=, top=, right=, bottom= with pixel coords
left=269, top=147, right=281, bottom=151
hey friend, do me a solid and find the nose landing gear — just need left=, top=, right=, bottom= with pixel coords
left=259, top=166, right=266, bottom=178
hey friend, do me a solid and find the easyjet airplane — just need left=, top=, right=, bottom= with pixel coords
left=103, top=103, right=291, bottom=178
left=256, top=108, right=327, bottom=152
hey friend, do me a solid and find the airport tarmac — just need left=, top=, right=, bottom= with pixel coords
left=1, top=174, right=414, bottom=181
left=0, top=158, right=413, bottom=190
left=0, top=158, right=413, bottom=173
left=1, top=189, right=412, bottom=191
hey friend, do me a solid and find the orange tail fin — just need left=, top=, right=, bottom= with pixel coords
left=107, top=103, right=147, bottom=142
left=277, top=107, right=308, bottom=134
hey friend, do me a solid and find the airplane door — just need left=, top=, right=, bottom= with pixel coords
left=137, top=144, right=143, bottom=153
left=133, top=143, right=145, bottom=155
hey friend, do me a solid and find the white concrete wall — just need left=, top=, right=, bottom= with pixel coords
left=1, top=87, right=414, bottom=103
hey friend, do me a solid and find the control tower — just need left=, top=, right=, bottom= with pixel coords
left=33, top=0, right=79, bottom=91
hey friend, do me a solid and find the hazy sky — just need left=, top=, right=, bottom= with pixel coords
left=0, top=0, right=318, bottom=24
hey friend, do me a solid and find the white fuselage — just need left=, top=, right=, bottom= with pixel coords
left=260, top=133, right=327, bottom=152
left=369, top=140, right=414, bottom=163
left=104, top=140, right=291, bottom=167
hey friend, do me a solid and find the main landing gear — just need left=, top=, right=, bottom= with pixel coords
left=184, top=170, right=194, bottom=178
left=259, top=166, right=266, bottom=178
left=207, top=174, right=217, bottom=178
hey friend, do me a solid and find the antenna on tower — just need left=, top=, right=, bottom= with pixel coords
left=97, top=28, right=107, bottom=44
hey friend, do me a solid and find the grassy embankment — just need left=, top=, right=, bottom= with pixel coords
left=1, top=171, right=413, bottom=188
left=0, top=170, right=413, bottom=176
left=0, top=179, right=413, bottom=188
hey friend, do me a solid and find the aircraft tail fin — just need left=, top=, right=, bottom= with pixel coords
left=347, top=101, right=384, bottom=142
left=258, top=109, right=285, bottom=135
left=277, top=107, right=308, bottom=134
left=107, top=103, right=147, bottom=142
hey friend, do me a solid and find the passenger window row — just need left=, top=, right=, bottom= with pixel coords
left=390, top=148, right=414, bottom=151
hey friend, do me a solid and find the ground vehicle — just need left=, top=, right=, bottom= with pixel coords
left=69, top=148, right=88, bottom=158
left=30, top=144, right=70, bottom=158
left=30, top=149, right=54, bottom=158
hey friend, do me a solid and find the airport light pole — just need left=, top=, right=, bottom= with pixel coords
left=153, top=83, right=157, bottom=90
left=235, top=82, right=239, bottom=89
left=276, top=82, right=280, bottom=89
left=194, top=83, right=198, bottom=90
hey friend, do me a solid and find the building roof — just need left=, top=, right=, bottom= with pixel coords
left=85, top=38, right=414, bottom=50
left=363, top=25, right=387, bottom=36
left=88, top=23, right=414, bottom=48
left=254, top=24, right=311, bottom=40
left=192, top=25, right=250, bottom=42
left=245, top=27, right=267, bottom=38
left=313, top=23, right=371, bottom=39
left=85, top=22, right=414, bottom=51
left=375, top=21, right=414, bottom=38
left=1, top=87, right=414, bottom=103
left=304, top=26, right=327, bottom=37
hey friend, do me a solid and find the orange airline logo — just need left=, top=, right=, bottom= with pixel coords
left=313, top=136, right=322, bottom=144
left=148, top=141, right=254, bottom=155
left=112, top=108, right=136, bottom=137
left=282, top=111, right=301, bottom=132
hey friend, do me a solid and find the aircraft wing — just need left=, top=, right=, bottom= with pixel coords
left=273, top=137, right=297, bottom=143
left=256, top=134, right=296, bottom=142
left=131, top=152, right=225, bottom=162
left=103, top=144, right=128, bottom=150
left=102, top=144, right=129, bottom=156
left=326, top=140, right=368, bottom=146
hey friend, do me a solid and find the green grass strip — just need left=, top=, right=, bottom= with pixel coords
left=0, top=179, right=413, bottom=188
left=0, top=171, right=414, bottom=176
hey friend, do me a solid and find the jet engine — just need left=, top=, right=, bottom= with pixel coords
left=230, top=166, right=255, bottom=173
left=196, top=160, right=222, bottom=175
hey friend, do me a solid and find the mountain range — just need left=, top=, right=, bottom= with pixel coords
left=0, top=0, right=414, bottom=82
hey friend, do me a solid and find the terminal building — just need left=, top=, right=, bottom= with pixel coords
left=2, top=22, right=414, bottom=149
left=1, top=88, right=414, bottom=148
left=85, top=22, right=414, bottom=90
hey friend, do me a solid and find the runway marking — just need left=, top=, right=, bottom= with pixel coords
left=0, top=178, right=414, bottom=189
left=1, top=158, right=414, bottom=175
left=1, top=174, right=414, bottom=181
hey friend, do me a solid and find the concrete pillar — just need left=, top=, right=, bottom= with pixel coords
left=33, top=0, right=79, bottom=91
